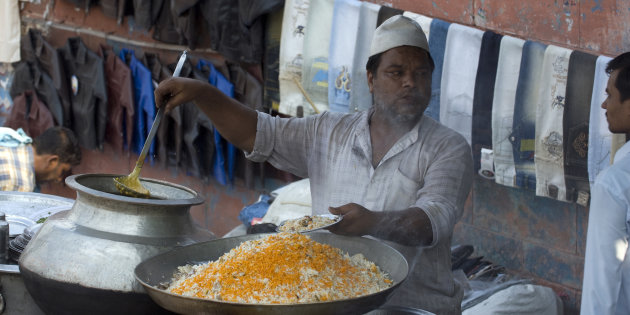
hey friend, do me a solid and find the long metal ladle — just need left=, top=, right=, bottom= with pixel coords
left=114, top=50, right=188, bottom=198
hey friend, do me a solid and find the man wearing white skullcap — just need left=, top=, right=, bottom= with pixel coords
left=155, top=15, right=472, bottom=314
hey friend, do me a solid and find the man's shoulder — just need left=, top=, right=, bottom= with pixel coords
left=421, top=116, right=470, bottom=147
left=595, top=157, right=630, bottom=196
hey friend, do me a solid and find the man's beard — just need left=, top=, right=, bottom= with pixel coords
left=373, top=97, right=425, bottom=125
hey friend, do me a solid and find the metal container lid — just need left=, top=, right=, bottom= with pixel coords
left=0, top=191, right=73, bottom=238
left=0, top=191, right=73, bottom=220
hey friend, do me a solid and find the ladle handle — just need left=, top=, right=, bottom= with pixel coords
left=136, top=51, right=188, bottom=168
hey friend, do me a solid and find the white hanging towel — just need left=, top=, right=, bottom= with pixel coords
left=440, top=24, right=484, bottom=144
left=535, top=45, right=572, bottom=202
left=0, top=0, right=20, bottom=63
left=402, top=11, right=432, bottom=40
left=301, top=0, right=335, bottom=115
left=350, top=1, right=380, bottom=113
left=327, top=0, right=361, bottom=113
left=491, top=36, right=525, bottom=187
left=278, top=0, right=310, bottom=116
left=587, top=55, right=613, bottom=185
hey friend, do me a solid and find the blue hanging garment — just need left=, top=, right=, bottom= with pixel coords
left=120, top=48, right=156, bottom=162
left=197, top=59, right=236, bottom=185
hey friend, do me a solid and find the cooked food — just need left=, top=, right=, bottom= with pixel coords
left=278, top=215, right=338, bottom=232
left=167, top=232, right=393, bottom=304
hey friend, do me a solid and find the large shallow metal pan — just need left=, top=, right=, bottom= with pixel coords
left=135, top=232, right=409, bottom=315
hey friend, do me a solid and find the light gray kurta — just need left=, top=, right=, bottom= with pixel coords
left=247, top=109, right=473, bottom=314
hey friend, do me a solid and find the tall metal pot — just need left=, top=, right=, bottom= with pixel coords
left=19, top=174, right=216, bottom=315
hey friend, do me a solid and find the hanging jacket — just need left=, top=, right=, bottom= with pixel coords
left=98, top=45, right=134, bottom=154
left=119, top=48, right=155, bottom=160
left=20, top=28, right=70, bottom=127
left=152, top=0, right=180, bottom=45
left=132, top=0, right=164, bottom=31
left=58, top=37, right=108, bottom=150
left=5, top=90, right=54, bottom=138
left=144, top=53, right=184, bottom=170
left=170, top=0, right=202, bottom=50
left=199, top=0, right=283, bottom=63
left=197, top=59, right=235, bottom=185
left=179, top=60, right=214, bottom=180
left=10, top=62, right=64, bottom=127
left=99, top=0, right=127, bottom=23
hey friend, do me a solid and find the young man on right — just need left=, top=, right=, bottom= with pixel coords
left=581, top=52, right=630, bottom=315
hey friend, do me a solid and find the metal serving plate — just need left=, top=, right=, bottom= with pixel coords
left=276, top=214, right=343, bottom=233
left=135, top=232, right=409, bottom=315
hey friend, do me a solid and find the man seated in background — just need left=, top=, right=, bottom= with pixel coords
left=581, top=52, right=630, bottom=315
left=0, top=126, right=82, bottom=192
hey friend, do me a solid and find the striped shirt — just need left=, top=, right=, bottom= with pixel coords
left=247, top=109, right=473, bottom=314
left=0, top=145, right=36, bottom=192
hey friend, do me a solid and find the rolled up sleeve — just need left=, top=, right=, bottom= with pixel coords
left=415, top=133, right=473, bottom=248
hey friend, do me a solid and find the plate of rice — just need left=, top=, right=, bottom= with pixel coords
left=276, top=214, right=342, bottom=233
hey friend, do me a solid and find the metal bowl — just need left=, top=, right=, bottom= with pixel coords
left=135, top=232, right=409, bottom=315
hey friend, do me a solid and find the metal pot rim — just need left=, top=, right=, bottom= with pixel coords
left=66, top=173, right=204, bottom=206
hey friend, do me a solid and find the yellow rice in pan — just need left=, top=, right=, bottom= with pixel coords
left=168, top=232, right=393, bottom=304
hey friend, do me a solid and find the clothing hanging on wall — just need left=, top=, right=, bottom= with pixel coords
left=58, top=37, right=108, bottom=150
left=132, top=0, right=164, bottom=31
left=21, top=29, right=70, bottom=127
left=512, top=41, right=546, bottom=191
left=197, top=59, right=236, bottom=185
left=176, top=60, right=212, bottom=179
left=263, top=9, right=282, bottom=112
left=99, top=0, right=126, bottom=24
left=0, top=64, right=13, bottom=127
left=119, top=48, right=155, bottom=158
left=200, top=0, right=283, bottom=64
left=278, top=0, right=310, bottom=117
left=563, top=51, right=597, bottom=205
left=471, top=31, right=502, bottom=174
left=491, top=36, right=525, bottom=187
left=327, top=0, right=361, bottom=114
left=151, top=56, right=184, bottom=170
left=376, top=6, right=403, bottom=27
left=98, top=44, right=134, bottom=155
left=5, top=90, right=54, bottom=138
left=301, top=0, right=335, bottom=115
left=170, top=0, right=202, bottom=50
left=10, top=62, right=63, bottom=128
left=350, top=1, right=380, bottom=113
left=440, top=23, right=483, bottom=144
left=0, top=0, right=20, bottom=63
left=426, top=19, right=451, bottom=122
left=535, top=45, right=572, bottom=202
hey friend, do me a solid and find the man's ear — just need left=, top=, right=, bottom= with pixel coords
left=367, top=71, right=374, bottom=93
left=46, top=155, right=60, bottom=170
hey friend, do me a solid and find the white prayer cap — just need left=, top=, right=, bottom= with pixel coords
left=369, top=15, right=430, bottom=57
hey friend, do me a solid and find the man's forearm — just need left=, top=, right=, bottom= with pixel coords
left=193, top=85, right=259, bottom=152
left=368, top=207, right=433, bottom=247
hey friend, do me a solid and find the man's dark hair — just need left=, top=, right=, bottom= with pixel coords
left=366, top=48, right=435, bottom=76
left=33, top=127, right=82, bottom=165
left=606, top=52, right=630, bottom=103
